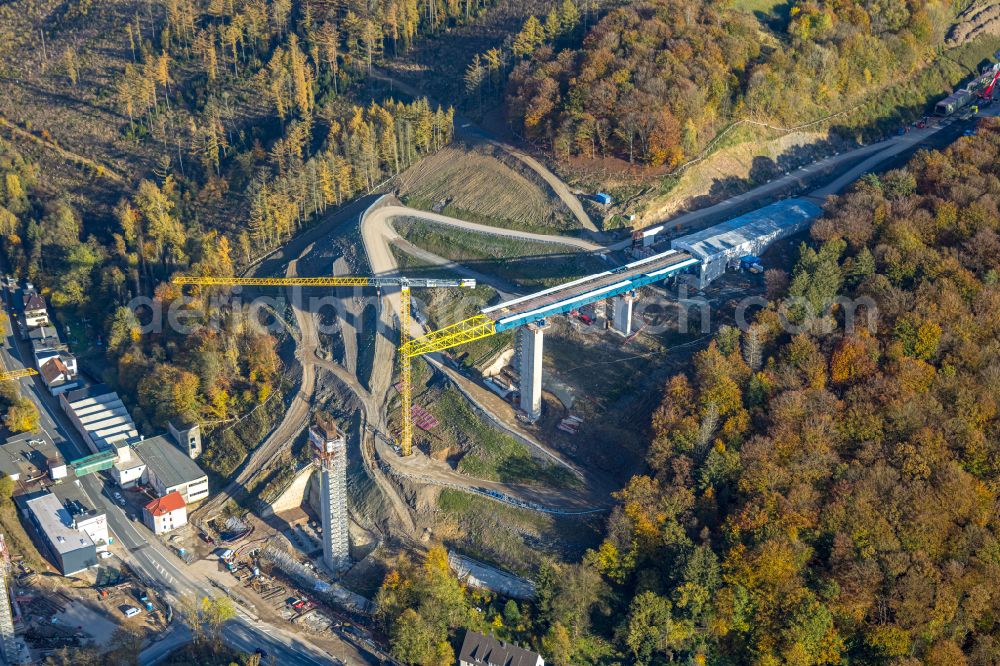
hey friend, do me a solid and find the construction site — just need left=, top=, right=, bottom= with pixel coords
left=0, top=31, right=992, bottom=660
left=168, top=170, right=856, bottom=599
left=127, top=82, right=979, bottom=642
left=156, top=81, right=1000, bottom=652
left=0, top=530, right=175, bottom=665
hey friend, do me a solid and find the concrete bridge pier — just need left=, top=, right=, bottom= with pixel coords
left=519, top=321, right=548, bottom=421
left=611, top=292, right=636, bottom=336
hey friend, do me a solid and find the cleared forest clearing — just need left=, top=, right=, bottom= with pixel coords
left=396, top=142, right=576, bottom=232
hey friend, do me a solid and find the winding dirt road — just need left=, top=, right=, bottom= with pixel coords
left=357, top=198, right=612, bottom=510
left=370, top=204, right=602, bottom=256
left=201, top=197, right=616, bottom=526
left=491, top=143, right=598, bottom=233
left=370, top=69, right=597, bottom=233
left=210, top=100, right=992, bottom=531
left=195, top=256, right=319, bottom=520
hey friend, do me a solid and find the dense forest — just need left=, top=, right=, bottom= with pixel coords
left=378, top=119, right=1000, bottom=664
left=114, top=0, right=459, bottom=257
left=0, top=0, right=457, bottom=475
left=505, top=0, right=952, bottom=165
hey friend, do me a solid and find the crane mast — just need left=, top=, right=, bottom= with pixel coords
left=173, top=274, right=475, bottom=456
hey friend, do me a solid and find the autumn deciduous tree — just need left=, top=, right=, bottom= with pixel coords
left=572, top=120, right=1000, bottom=664
left=540, top=622, right=572, bottom=666
left=507, top=0, right=941, bottom=167
left=829, top=331, right=877, bottom=384
left=138, top=363, right=200, bottom=425
left=5, top=400, right=39, bottom=433
left=390, top=609, right=435, bottom=665
left=377, top=545, right=480, bottom=664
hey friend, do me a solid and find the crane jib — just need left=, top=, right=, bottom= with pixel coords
left=171, top=276, right=476, bottom=289
left=170, top=273, right=476, bottom=458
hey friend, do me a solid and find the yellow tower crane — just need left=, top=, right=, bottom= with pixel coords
left=172, top=275, right=476, bottom=456
left=0, top=368, right=37, bottom=382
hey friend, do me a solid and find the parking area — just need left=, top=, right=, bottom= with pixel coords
left=95, top=578, right=168, bottom=634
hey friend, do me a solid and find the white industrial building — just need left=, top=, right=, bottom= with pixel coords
left=111, top=446, right=146, bottom=488
left=671, top=199, right=823, bottom=286
left=61, top=386, right=208, bottom=503
left=19, top=489, right=109, bottom=575
left=111, top=437, right=208, bottom=502
left=60, top=385, right=139, bottom=454
left=134, top=434, right=209, bottom=503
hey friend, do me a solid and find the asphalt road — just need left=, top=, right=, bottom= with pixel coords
left=2, top=95, right=989, bottom=666
left=616, top=108, right=993, bottom=250
left=0, top=295, right=339, bottom=665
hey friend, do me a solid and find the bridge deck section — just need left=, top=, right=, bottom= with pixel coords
left=483, top=249, right=698, bottom=332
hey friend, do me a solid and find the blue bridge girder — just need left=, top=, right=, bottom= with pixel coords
left=482, top=249, right=699, bottom=333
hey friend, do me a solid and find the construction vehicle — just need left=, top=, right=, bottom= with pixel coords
left=936, top=63, right=1000, bottom=115
left=979, top=69, right=1000, bottom=102
left=173, top=275, right=476, bottom=457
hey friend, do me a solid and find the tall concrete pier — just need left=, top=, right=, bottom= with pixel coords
left=309, top=415, right=349, bottom=572
left=518, top=321, right=547, bottom=421
left=611, top=292, right=636, bottom=336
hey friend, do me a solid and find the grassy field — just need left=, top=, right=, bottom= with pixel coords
left=396, top=219, right=606, bottom=288
left=427, top=386, right=576, bottom=487
left=732, top=0, right=788, bottom=14
left=389, top=246, right=577, bottom=489
left=397, top=143, right=576, bottom=232
left=0, top=503, right=48, bottom=572
left=401, top=359, right=574, bottom=488
left=436, top=489, right=602, bottom=575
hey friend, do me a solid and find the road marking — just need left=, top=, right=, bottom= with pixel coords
left=141, top=552, right=179, bottom=587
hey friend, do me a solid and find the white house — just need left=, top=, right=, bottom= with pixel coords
left=142, top=491, right=187, bottom=535
left=21, top=291, right=48, bottom=328
left=38, top=356, right=78, bottom=395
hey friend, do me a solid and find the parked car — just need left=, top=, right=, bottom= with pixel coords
left=99, top=551, right=113, bottom=560
left=122, top=606, right=141, bottom=618
left=113, top=491, right=125, bottom=506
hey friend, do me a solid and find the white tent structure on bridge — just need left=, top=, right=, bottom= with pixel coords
left=671, top=198, right=823, bottom=287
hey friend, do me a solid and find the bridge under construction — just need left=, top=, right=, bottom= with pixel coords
left=402, top=247, right=699, bottom=419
